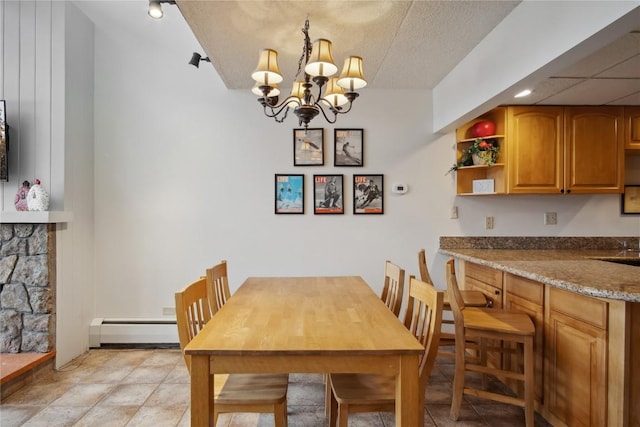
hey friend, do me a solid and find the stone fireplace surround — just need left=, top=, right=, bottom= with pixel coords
left=0, top=224, right=55, bottom=353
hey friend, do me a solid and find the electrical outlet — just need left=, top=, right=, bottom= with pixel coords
left=544, top=212, right=557, bottom=225
left=485, top=216, right=494, bottom=229
left=162, top=307, right=175, bottom=316
left=451, top=206, right=458, bottom=219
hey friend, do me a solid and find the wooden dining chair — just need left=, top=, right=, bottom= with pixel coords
left=380, top=260, right=406, bottom=317
left=418, top=249, right=487, bottom=356
left=205, top=260, right=231, bottom=314
left=445, top=258, right=535, bottom=427
left=175, top=277, right=289, bottom=426
left=327, top=276, right=444, bottom=427
left=323, top=259, right=407, bottom=415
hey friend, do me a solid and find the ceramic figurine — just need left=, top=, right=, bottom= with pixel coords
left=14, top=180, right=30, bottom=211
left=27, top=179, right=49, bottom=211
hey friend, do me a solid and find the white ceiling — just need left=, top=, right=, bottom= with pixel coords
left=176, top=0, right=640, bottom=106
left=72, top=1, right=640, bottom=110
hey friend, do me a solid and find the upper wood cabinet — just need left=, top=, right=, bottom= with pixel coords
left=564, top=106, right=624, bottom=194
left=507, top=106, right=564, bottom=194
left=626, top=106, right=640, bottom=150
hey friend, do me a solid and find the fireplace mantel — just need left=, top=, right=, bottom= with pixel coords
left=0, top=211, right=73, bottom=224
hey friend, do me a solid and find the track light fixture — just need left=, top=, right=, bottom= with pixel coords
left=251, top=18, right=366, bottom=130
left=189, top=52, right=211, bottom=68
left=148, top=0, right=176, bottom=19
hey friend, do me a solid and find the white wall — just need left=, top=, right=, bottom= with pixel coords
left=89, top=1, right=640, bottom=321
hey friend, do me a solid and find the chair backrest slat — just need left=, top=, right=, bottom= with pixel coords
left=380, top=260, right=405, bottom=317
left=418, top=249, right=434, bottom=286
left=445, top=258, right=466, bottom=340
left=206, top=260, right=231, bottom=314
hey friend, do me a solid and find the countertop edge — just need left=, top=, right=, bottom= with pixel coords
left=439, top=248, right=640, bottom=303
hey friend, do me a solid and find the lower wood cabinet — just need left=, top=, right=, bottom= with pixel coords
left=544, top=287, right=607, bottom=427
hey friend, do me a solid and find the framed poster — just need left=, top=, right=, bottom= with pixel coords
left=314, top=174, right=344, bottom=214
left=293, top=128, right=324, bottom=166
left=0, top=100, right=7, bottom=182
left=621, top=185, right=640, bottom=215
left=334, top=128, right=363, bottom=166
left=275, top=174, right=304, bottom=214
left=353, top=174, right=383, bottom=214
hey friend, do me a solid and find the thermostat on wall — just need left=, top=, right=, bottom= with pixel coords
left=392, top=183, right=408, bottom=194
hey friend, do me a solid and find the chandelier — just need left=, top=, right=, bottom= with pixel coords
left=251, top=19, right=367, bottom=130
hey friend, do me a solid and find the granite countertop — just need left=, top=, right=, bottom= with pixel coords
left=439, top=237, right=640, bottom=302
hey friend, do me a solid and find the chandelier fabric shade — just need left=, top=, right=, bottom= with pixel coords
left=251, top=19, right=366, bottom=129
left=251, top=49, right=283, bottom=87
left=304, top=39, right=338, bottom=77
left=337, top=56, right=367, bottom=91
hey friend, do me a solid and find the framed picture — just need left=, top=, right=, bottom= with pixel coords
left=314, top=174, right=344, bottom=214
left=353, top=174, right=383, bottom=214
left=275, top=174, right=304, bottom=214
left=293, top=128, right=324, bottom=166
left=334, top=128, right=363, bottom=166
left=621, top=185, right=640, bottom=215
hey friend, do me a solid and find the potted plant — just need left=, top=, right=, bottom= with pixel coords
left=446, top=138, right=499, bottom=175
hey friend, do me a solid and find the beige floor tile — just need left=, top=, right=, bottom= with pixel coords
left=73, top=405, right=140, bottom=427
left=78, top=365, right=135, bottom=383
left=125, top=405, right=188, bottom=427
left=162, top=363, right=190, bottom=383
left=140, top=350, right=182, bottom=367
left=99, top=383, right=159, bottom=406
left=122, top=365, right=173, bottom=384
left=50, top=383, right=115, bottom=407
left=0, top=405, right=45, bottom=427
left=21, top=405, right=90, bottom=427
left=2, top=382, right=75, bottom=405
left=144, top=383, right=190, bottom=407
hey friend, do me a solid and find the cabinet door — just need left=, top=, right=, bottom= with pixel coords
left=504, top=274, right=544, bottom=405
left=507, top=106, right=564, bottom=193
left=565, top=106, right=624, bottom=193
left=545, top=288, right=607, bottom=427
left=625, top=106, right=640, bottom=150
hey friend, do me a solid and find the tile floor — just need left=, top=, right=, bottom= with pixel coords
left=1, top=348, right=551, bottom=426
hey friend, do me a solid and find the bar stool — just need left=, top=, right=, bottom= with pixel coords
left=445, top=258, right=536, bottom=427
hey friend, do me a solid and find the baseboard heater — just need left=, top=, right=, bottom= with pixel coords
left=89, top=318, right=178, bottom=348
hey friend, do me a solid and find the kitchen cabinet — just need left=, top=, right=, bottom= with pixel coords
left=564, top=106, right=624, bottom=193
left=507, top=106, right=564, bottom=193
left=454, top=107, right=507, bottom=195
left=507, top=106, right=624, bottom=194
left=544, top=287, right=607, bottom=426
left=625, top=106, right=640, bottom=150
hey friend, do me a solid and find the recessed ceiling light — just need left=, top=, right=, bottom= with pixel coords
left=515, top=89, right=532, bottom=98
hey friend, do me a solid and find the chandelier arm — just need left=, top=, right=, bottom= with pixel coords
left=318, top=98, right=355, bottom=115
left=260, top=96, right=301, bottom=119
left=313, top=102, right=338, bottom=124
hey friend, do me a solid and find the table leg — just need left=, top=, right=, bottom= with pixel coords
left=191, top=355, right=213, bottom=427
left=396, top=354, right=422, bottom=427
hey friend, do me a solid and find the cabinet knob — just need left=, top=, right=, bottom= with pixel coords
left=560, top=189, right=565, bottom=194
left=494, top=290, right=501, bottom=295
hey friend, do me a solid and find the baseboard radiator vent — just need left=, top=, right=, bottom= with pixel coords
left=89, top=318, right=178, bottom=348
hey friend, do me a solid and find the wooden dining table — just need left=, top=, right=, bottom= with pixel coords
left=184, top=276, right=426, bottom=426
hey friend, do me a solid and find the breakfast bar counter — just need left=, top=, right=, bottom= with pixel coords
left=438, top=236, right=640, bottom=427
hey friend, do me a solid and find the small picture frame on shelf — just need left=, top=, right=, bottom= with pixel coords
left=353, top=174, right=383, bottom=214
left=275, top=174, right=304, bottom=214
left=313, top=174, right=344, bottom=214
left=621, top=185, right=640, bottom=215
left=334, top=128, right=363, bottom=166
left=293, top=128, right=324, bottom=166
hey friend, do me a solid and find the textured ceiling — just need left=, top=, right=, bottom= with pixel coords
left=176, top=0, right=640, bottom=106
